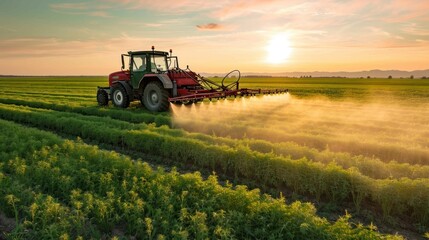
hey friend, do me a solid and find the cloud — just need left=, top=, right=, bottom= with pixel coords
left=88, top=11, right=110, bottom=17
left=104, top=0, right=228, bottom=13
left=45, top=0, right=429, bottom=50
left=213, top=0, right=284, bottom=20
left=50, top=2, right=111, bottom=17
left=416, top=39, right=429, bottom=43
left=400, top=23, right=429, bottom=37
left=50, top=3, right=89, bottom=10
left=0, top=30, right=265, bottom=59
left=10, top=1, right=429, bottom=65
left=196, top=23, right=224, bottom=31
left=0, top=38, right=106, bottom=58
left=118, top=19, right=181, bottom=28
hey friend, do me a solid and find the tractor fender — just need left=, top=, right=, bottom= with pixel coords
left=111, top=81, right=134, bottom=100
left=140, top=74, right=173, bottom=89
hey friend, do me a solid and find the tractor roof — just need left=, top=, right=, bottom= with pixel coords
left=128, top=50, right=168, bottom=56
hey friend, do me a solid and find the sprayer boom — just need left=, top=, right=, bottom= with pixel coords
left=168, top=88, right=288, bottom=103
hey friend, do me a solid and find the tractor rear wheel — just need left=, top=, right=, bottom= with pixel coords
left=142, top=81, right=169, bottom=112
left=97, top=89, right=108, bottom=106
left=111, top=84, right=130, bottom=108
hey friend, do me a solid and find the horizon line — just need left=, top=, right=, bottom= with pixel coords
left=1, top=68, right=429, bottom=77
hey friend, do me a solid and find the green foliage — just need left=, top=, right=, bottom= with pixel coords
left=1, top=76, right=428, bottom=238
left=0, top=103, right=428, bottom=229
left=0, top=120, right=401, bottom=239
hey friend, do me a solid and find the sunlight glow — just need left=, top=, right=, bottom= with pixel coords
left=266, top=33, right=292, bottom=64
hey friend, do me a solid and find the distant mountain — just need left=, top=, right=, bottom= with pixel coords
left=201, top=69, right=429, bottom=78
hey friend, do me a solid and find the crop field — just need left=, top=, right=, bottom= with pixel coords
left=0, top=76, right=428, bottom=239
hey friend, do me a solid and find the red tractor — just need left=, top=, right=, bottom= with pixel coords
left=97, top=47, right=288, bottom=112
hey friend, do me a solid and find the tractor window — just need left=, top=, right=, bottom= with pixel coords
left=133, top=55, right=146, bottom=72
left=167, top=56, right=179, bottom=70
left=150, top=55, right=167, bottom=73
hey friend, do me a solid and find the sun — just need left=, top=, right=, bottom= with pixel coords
left=266, top=33, right=292, bottom=64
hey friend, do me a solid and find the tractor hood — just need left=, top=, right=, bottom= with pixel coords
left=109, top=70, right=130, bottom=87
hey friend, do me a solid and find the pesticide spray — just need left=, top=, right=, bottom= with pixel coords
left=171, top=92, right=429, bottom=164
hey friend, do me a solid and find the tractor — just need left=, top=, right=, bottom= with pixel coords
left=97, top=47, right=288, bottom=112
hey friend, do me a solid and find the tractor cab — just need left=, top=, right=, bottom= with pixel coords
left=122, top=49, right=176, bottom=89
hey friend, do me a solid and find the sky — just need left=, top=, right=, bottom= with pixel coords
left=0, top=0, right=428, bottom=75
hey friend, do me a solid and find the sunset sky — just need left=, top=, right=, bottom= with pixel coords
left=0, top=0, right=428, bottom=75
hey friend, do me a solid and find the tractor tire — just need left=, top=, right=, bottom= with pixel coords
left=111, top=84, right=130, bottom=108
left=142, top=81, right=169, bottom=112
left=97, top=89, right=109, bottom=106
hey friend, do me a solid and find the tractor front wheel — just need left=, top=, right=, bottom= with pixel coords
left=111, top=84, right=130, bottom=108
left=142, top=81, right=169, bottom=112
left=97, top=89, right=108, bottom=106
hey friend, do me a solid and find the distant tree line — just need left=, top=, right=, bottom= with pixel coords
left=385, top=75, right=427, bottom=79
left=243, top=75, right=273, bottom=78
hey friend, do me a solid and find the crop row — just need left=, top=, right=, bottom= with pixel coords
left=0, top=89, right=93, bottom=98
left=136, top=121, right=429, bottom=180
left=1, top=95, right=428, bottom=173
left=5, top=89, right=428, bottom=138
left=2, top=91, right=429, bottom=158
left=153, top=123, right=429, bottom=180
left=1, top=91, right=93, bottom=102
left=175, top=118, right=429, bottom=165
left=1, top=99, right=428, bottom=180
left=0, top=103, right=428, bottom=228
left=0, top=100, right=427, bottom=180
left=0, top=119, right=401, bottom=239
left=10, top=92, right=418, bottom=167
left=0, top=97, right=171, bottom=126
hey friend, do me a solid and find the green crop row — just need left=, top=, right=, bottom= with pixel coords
left=1, top=92, right=93, bottom=102
left=145, top=123, right=429, bottom=180
left=4, top=89, right=428, bottom=158
left=175, top=118, right=429, bottom=165
left=0, top=119, right=402, bottom=239
left=1, top=99, right=427, bottom=181
left=153, top=120, right=429, bottom=180
left=0, top=89, right=93, bottom=98
left=2, top=96, right=429, bottom=181
left=0, top=97, right=171, bottom=127
left=0, top=104, right=428, bottom=228
left=188, top=135, right=429, bottom=180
